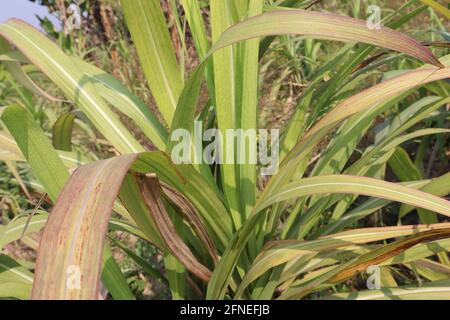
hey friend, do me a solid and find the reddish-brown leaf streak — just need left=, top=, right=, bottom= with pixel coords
left=31, top=154, right=138, bottom=300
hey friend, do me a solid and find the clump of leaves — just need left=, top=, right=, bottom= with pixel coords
left=1, top=0, right=450, bottom=300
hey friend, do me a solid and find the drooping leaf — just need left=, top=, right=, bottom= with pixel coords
left=236, top=223, right=450, bottom=297
left=31, top=154, right=138, bottom=299
left=137, top=173, right=212, bottom=282
left=0, top=19, right=143, bottom=154
left=75, top=58, right=168, bottom=150
left=255, top=175, right=450, bottom=216
left=208, top=173, right=450, bottom=299
left=280, top=228, right=450, bottom=299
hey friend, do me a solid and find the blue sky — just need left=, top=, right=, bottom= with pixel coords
left=0, top=0, right=61, bottom=29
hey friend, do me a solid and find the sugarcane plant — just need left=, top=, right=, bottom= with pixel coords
left=1, top=0, right=450, bottom=300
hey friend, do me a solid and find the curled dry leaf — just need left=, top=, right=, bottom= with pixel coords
left=137, top=173, right=212, bottom=282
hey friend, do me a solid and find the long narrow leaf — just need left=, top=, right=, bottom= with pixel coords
left=120, top=0, right=183, bottom=126
left=0, top=19, right=143, bottom=154
left=31, top=154, right=137, bottom=299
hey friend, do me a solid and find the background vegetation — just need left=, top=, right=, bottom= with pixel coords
left=0, top=0, right=449, bottom=300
